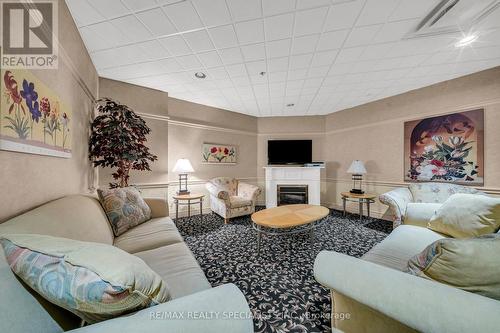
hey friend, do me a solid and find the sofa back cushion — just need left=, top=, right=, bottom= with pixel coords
left=407, top=233, right=500, bottom=300
left=210, top=177, right=239, bottom=196
left=97, top=187, right=151, bottom=237
left=0, top=195, right=114, bottom=244
left=409, top=182, right=483, bottom=204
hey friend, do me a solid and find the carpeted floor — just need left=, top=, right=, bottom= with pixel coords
left=175, top=208, right=392, bottom=333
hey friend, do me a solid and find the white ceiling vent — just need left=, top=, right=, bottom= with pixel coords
left=405, top=0, right=500, bottom=39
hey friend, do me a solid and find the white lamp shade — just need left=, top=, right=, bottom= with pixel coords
left=347, top=160, right=367, bottom=174
left=172, top=158, right=194, bottom=173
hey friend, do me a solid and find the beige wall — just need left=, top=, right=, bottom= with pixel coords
left=98, top=78, right=169, bottom=189
left=0, top=2, right=98, bottom=222
left=324, top=66, right=500, bottom=219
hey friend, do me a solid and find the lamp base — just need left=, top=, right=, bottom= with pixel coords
left=350, top=189, right=364, bottom=195
left=176, top=190, right=190, bottom=195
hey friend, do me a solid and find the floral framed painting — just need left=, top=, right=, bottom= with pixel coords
left=202, top=143, right=237, bottom=164
left=404, top=109, right=484, bottom=185
left=1, top=69, right=72, bottom=158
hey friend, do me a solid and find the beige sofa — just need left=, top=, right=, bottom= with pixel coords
left=314, top=215, right=500, bottom=333
left=0, top=195, right=253, bottom=333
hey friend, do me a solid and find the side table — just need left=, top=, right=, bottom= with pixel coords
left=340, top=192, right=377, bottom=221
left=173, top=193, right=205, bottom=222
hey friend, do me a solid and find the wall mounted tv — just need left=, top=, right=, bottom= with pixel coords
left=268, top=140, right=312, bottom=165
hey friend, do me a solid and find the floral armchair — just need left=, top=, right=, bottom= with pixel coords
left=205, top=177, right=261, bottom=223
left=380, top=182, right=485, bottom=229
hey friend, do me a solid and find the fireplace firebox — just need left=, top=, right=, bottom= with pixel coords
left=277, top=185, right=308, bottom=206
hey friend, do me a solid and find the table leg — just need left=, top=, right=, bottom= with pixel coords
left=342, top=197, right=346, bottom=217
left=310, top=227, right=315, bottom=247
left=188, top=199, right=191, bottom=218
left=256, top=225, right=262, bottom=255
left=359, top=200, right=363, bottom=221
left=367, top=201, right=370, bottom=218
left=175, top=199, right=179, bottom=221
left=200, top=198, right=203, bottom=222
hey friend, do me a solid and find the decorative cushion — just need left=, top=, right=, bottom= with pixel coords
left=210, top=177, right=239, bottom=196
left=0, top=234, right=169, bottom=324
left=409, top=183, right=482, bottom=204
left=427, top=194, right=500, bottom=238
left=407, top=234, right=500, bottom=300
left=229, top=196, right=252, bottom=208
left=97, top=187, right=151, bottom=236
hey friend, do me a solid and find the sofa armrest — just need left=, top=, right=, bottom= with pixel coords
left=205, top=183, right=230, bottom=202
left=237, top=183, right=261, bottom=204
left=379, top=188, right=413, bottom=228
left=314, top=251, right=500, bottom=333
left=72, top=284, right=253, bottom=333
left=143, top=198, right=169, bottom=218
left=404, top=203, right=441, bottom=228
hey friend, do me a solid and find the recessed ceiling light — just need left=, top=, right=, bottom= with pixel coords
left=194, top=72, right=206, bottom=79
left=259, top=71, right=266, bottom=76
left=455, top=34, right=478, bottom=48
left=286, top=103, right=295, bottom=107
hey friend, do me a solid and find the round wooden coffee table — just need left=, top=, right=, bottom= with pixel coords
left=251, top=204, right=330, bottom=254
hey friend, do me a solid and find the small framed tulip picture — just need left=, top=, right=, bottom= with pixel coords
left=202, top=143, right=237, bottom=164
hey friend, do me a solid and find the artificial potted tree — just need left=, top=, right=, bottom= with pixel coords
left=89, top=98, right=157, bottom=188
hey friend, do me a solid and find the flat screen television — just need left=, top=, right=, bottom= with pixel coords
left=268, top=140, right=312, bottom=165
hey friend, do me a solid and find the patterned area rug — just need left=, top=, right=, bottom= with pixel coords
left=175, top=208, right=392, bottom=333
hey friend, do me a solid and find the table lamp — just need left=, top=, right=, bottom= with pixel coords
left=172, top=158, right=194, bottom=195
left=347, top=160, right=367, bottom=194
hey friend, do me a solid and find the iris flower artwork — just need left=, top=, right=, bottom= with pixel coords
left=1, top=69, right=72, bottom=158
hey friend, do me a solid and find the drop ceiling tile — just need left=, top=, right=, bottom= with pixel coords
left=241, top=43, right=266, bottom=61
left=390, top=0, right=436, bottom=21
left=88, top=0, right=129, bottom=19
left=84, top=21, right=127, bottom=50
left=316, top=29, right=349, bottom=50
left=356, top=0, right=399, bottom=26
left=79, top=26, right=109, bottom=51
left=288, top=69, right=308, bottom=80
left=374, top=19, right=419, bottom=43
left=197, top=51, right=223, bottom=68
left=359, top=43, right=395, bottom=60
left=262, top=0, right=296, bottom=16
left=268, top=71, right=287, bottom=83
left=246, top=60, right=267, bottom=75
left=226, top=63, right=248, bottom=77
left=226, top=0, right=262, bottom=22
left=233, top=75, right=252, bottom=86
left=235, top=19, right=265, bottom=44
left=207, top=67, right=230, bottom=80
left=290, top=53, right=313, bottom=70
left=111, top=15, right=152, bottom=42
left=176, top=54, right=203, bottom=69
left=191, top=0, right=232, bottom=26
left=183, top=30, right=214, bottom=52
left=296, top=0, right=331, bottom=10
left=344, top=24, right=383, bottom=47
left=268, top=57, right=289, bottom=72
left=136, top=8, right=176, bottom=37
left=292, top=34, right=320, bottom=55
left=209, top=25, right=238, bottom=48
left=156, top=58, right=183, bottom=73
left=324, top=1, right=364, bottom=31
left=219, top=47, right=244, bottom=64
left=122, top=0, right=157, bottom=11
left=163, top=1, right=203, bottom=32
left=137, top=40, right=170, bottom=59
left=307, top=65, right=330, bottom=78
left=66, top=0, right=105, bottom=26
left=267, top=39, right=292, bottom=58
left=294, top=7, right=329, bottom=36
left=159, top=35, right=191, bottom=55
left=311, top=49, right=338, bottom=67
left=265, top=13, right=294, bottom=41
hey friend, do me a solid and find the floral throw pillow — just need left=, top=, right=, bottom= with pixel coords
left=0, top=234, right=169, bottom=324
left=97, top=187, right=151, bottom=237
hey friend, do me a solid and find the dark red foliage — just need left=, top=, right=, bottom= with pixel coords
left=89, top=98, right=158, bottom=188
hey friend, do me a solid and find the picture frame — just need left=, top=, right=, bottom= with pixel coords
left=202, top=142, right=237, bottom=164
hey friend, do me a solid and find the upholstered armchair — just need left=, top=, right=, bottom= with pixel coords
left=205, top=177, right=261, bottom=223
left=380, top=182, right=486, bottom=229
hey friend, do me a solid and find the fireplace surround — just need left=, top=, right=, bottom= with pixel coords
left=277, top=185, right=308, bottom=206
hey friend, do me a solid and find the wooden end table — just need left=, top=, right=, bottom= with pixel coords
left=173, top=193, right=204, bottom=222
left=341, top=192, right=377, bottom=221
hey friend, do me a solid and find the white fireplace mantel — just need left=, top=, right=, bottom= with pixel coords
left=264, top=166, right=323, bottom=208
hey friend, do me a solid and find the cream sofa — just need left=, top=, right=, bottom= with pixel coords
left=0, top=195, right=253, bottom=333
left=379, top=182, right=485, bottom=228
left=206, top=177, right=261, bottom=223
left=314, top=207, right=500, bottom=332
